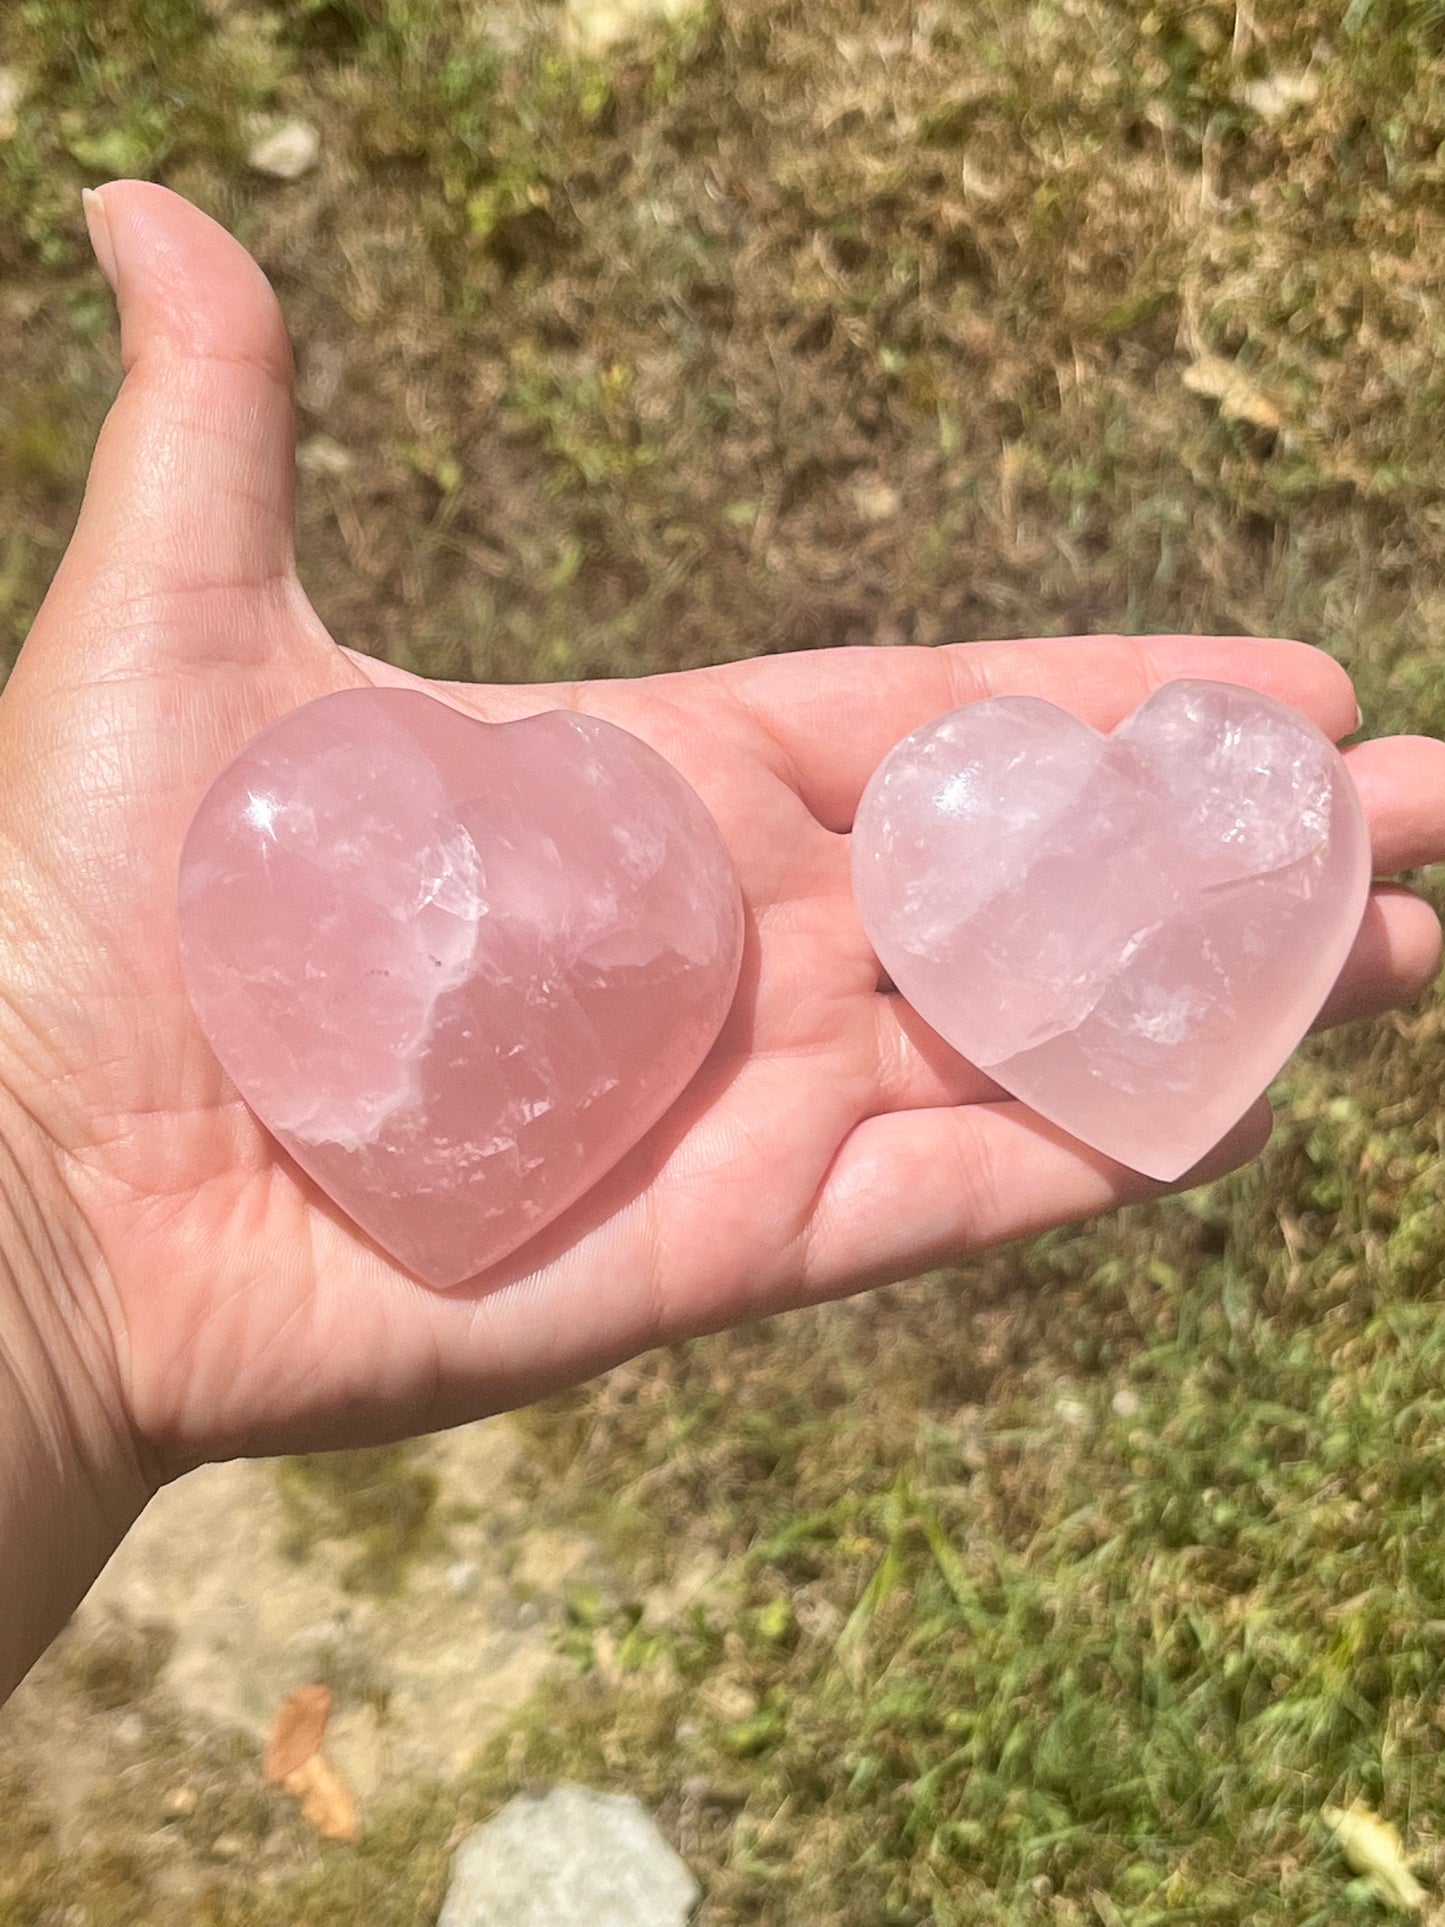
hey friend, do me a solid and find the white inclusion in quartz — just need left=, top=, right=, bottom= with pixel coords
left=1132, top=684, right=1333, bottom=879
left=414, top=840, right=490, bottom=920
left=247, top=728, right=487, bottom=1153
left=280, top=817, right=485, bottom=1152
left=888, top=709, right=1109, bottom=945
left=862, top=688, right=1337, bottom=1068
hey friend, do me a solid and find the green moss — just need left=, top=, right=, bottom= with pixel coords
left=275, top=1445, right=444, bottom=1595
left=63, top=1619, right=175, bottom=1713
left=0, top=383, right=96, bottom=495
left=0, top=0, right=283, bottom=265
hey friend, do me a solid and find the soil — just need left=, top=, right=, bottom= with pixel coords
left=2, top=1419, right=601, bottom=1851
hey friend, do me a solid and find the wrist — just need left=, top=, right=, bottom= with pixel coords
left=0, top=1107, right=151, bottom=1703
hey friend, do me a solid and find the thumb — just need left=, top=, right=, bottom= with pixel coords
left=22, top=181, right=305, bottom=677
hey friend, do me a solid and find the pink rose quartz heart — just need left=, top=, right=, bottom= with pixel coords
left=179, top=687, right=743, bottom=1287
left=851, top=680, right=1371, bottom=1180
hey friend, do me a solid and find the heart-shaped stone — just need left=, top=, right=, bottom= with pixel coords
left=179, top=688, right=743, bottom=1286
left=851, top=680, right=1371, bottom=1179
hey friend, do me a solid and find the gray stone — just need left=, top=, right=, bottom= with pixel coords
left=246, top=119, right=321, bottom=180
left=439, top=1787, right=699, bottom=1927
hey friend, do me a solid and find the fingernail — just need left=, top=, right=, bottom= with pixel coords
left=1354, top=701, right=1364, bottom=732
left=82, top=187, right=118, bottom=293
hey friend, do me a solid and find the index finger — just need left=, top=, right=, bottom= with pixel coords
left=691, top=634, right=1360, bottom=832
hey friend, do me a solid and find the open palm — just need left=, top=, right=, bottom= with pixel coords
left=5, top=184, right=1443, bottom=1479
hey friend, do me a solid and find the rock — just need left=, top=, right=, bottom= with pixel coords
left=1236, top=70, right=1321, bottom=122
left=851, top=475, right=901, bottom=523
left=439, top=1787, right=699, bottom=1926
left=0, top=67, right=26, bottom=141
left=247, top=120, right=321, bottom=181
left=297, top=434, right=355, bottom=478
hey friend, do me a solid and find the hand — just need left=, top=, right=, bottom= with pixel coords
left=2, top=184, right=1443, bottom=1689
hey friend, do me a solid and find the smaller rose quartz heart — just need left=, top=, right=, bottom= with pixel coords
left=179, top=688, right=743, bottom=1286
left=851, top=680, right=1371, bottom=1179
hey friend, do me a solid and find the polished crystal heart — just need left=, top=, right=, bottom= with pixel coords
left=851, top=680, right=1371, bottom=1179
left=179, top=688, right=743, bottom=1286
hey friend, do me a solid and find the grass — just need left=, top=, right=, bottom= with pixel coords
left=1, top=0, right=1445, bottom=1921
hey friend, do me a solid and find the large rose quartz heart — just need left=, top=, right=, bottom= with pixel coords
left=851, top=680, right=1371, bottom=1179
left=179, top=688, right=743, bottom=1286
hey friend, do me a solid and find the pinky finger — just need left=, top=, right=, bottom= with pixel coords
left=799, top=1097, right=1275, bottom=1303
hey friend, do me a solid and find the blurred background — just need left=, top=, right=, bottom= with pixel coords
left=2, top=0, right=1445, bottom=1921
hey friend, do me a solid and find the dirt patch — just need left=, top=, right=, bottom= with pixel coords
left=3, top=1420, right=599, bottom=1834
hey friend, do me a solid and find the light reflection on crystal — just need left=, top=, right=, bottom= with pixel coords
left=244, top=791, right=281, bottom=840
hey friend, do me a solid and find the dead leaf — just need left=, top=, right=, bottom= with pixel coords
left=1182, top=354, right=1283, bottom=431
left=264, top=1684, right=332, bottom=1784
left=283, top=1752, right=361, bottom=1845
left=1323, top=1801, right=1426, bottom=1911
